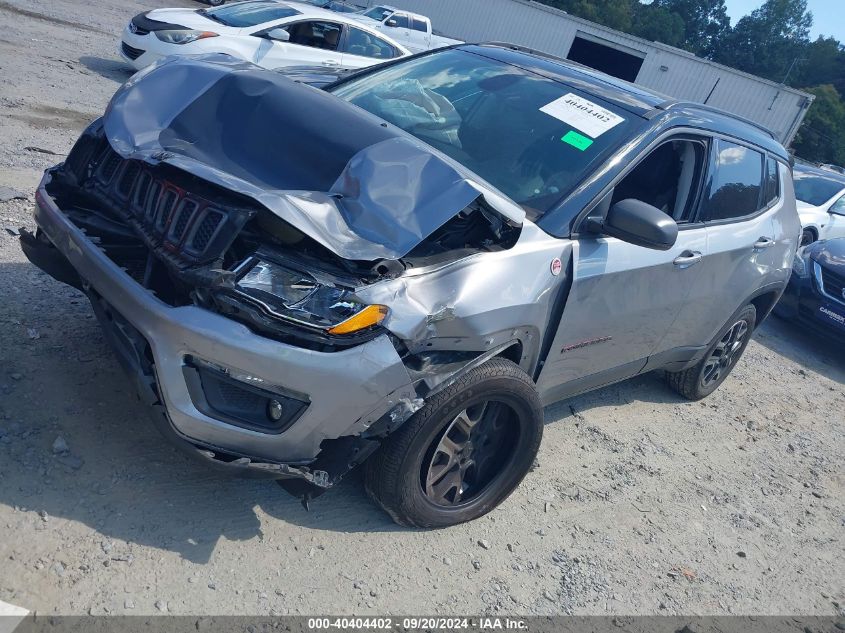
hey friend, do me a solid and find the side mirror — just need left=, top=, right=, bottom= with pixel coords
left=588, top=199, right=678, bottom=250
left=266, top=27, right=290, bottom=41
left=385, top=18, right=397, bottom=27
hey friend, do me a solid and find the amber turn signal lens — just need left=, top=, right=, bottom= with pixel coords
left=327, top=305, right=388, bottom=335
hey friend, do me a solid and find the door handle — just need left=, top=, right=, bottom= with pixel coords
left=321, top=60, right=339, bottom=66
left=753, top=237, right=776, bottom=250
left=673, top=251, right=702, bottom=268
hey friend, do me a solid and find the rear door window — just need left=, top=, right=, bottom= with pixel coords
left=345, top=27, right=398, bottom=59
left=411, top=18, right=427, bottom=32
left=762, top=157, right=780, bottom=207
left=702, top=140, right=764, bottom=221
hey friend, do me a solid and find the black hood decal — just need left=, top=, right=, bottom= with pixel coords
left=104, top=55, right=523, bottom=261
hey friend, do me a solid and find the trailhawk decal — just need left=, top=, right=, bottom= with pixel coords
left=540, top=93, right=625, bottom=138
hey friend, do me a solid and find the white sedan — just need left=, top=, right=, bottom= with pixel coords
left=119, top=0, right=410, bottom=72
left=794, top=164, right=845, bottom=245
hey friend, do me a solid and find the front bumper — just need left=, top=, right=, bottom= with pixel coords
left=775, top=265, right=845, bottom=341
left=118, top=28, right=166, bottom=70
left=25, top=172, right=417, bottom=478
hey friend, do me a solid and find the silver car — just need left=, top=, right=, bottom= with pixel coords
left=21, top=45, right=799, bottom=527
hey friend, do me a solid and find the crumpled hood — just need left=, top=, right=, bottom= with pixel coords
left=103, top=55, right=523, bottom=261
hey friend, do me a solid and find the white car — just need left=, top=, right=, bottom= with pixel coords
left=794, top=164, right=845, bottom=245
left=119, top=0, right=410, bottom=72
left=353, top=4, right=462, bottom=53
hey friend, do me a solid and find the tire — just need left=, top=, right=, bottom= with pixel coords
left=800, top=228, right=816, bottom=247
left=206, top=0, right=226, bottom=6
left=665, top=304, right=756, bottom=401
left=364, top=357, right=543, bottom=528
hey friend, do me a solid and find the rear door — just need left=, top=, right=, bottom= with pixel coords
left=340, top=26, right=403, bottom=68
left=537, top=135, right=710, bottom=400
left=687, top=139, right=785, bottom=344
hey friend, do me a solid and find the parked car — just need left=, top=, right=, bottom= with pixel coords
left=119, top=0, right=409, bottom=72
left=353, top=5, right=461, bottom=53
left=776, top=238, right=845, bottom=341
left=793, top=164, right=845, bottom=246
left=21, top=44, right=798, bottom=527
left=820, top=163, right=845, bottom=176
left=291, top=0, right=363, bottom=14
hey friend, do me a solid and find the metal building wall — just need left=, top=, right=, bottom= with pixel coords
left=367, top=0, right=813, bottom=143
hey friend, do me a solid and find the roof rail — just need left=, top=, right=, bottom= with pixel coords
left=480, top=41, right=564, bottom=63
left=658, top=100, right=777, bottom=140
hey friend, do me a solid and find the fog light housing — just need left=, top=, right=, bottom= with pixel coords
left=183, top=357, right=308, bottom=434
left=267, top=399, right=284, bottom=422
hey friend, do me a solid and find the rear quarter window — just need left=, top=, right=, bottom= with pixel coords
left=702, top=140, right=764, bottom=221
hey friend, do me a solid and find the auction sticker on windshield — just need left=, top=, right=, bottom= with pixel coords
left=540, top=93, right=625, bottom=138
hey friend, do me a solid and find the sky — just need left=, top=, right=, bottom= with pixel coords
left=724, top=0, right=845, bottom=41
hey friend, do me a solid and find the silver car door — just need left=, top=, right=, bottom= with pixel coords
left=536, top=136, right=710, bottom=402
left=687, top=142, right=789, bottom=345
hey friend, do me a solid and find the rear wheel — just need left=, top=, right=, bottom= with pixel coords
left=364, top=358, right=543, bottom=528
left=666, top=304, right=756, bottom=401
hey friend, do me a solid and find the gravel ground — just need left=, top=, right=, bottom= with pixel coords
left=0, top=0, right=844, bottom=618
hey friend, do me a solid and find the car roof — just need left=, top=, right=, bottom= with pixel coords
left=464, top=43, right=789, bottom=160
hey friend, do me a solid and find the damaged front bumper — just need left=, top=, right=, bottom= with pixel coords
left=24, top=172, right=418, bottom=489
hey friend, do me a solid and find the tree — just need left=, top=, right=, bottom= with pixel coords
left=630, top=2, right=685, bottom=48
left=715, top=0, right=813, bottom=83
left=796, top=37, right=845, bottom=96
left=651, top=0, right=731, bottom=58
left=792, top=85, right=845, bottom=165
left=540, top=0, right=635, bottom=32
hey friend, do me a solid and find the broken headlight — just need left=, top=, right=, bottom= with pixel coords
left=233, top=259, right=388, bottom=335
left=154, top=30, right=218, bottom=45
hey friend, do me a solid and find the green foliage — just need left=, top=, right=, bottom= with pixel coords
left=652, top=0, right=731, bottom=58
left=531, top=0, right=844, bottom=164
left=791, top=85, right=845, bottom=165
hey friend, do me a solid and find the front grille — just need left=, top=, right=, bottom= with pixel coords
left=67, top=136, right=258, bottom=265
left=820, top=264, right=845, bottom=303
left=121, top=42, right=145, bottom=61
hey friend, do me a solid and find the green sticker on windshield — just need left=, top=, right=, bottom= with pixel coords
left=561, top=130, right=593, bottom=151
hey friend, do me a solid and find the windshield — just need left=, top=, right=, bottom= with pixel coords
left=362, top=6, right=394, bottom=21
left=329, top=49, right=639, bottom=217
left=794, top=169, right=845, bottom=206
left=327, top=1, right=360, bottom=12
left=200, top=1, right=301, bottom=27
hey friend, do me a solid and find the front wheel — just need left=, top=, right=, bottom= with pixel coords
left=665, top=304, right=756, bottom=401
left=205, top=0, right=226, bottom=6
left=364, top=358, right=543, bottom=528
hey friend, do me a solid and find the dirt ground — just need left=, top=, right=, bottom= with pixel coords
left=0, top=0, right=844, bottom=618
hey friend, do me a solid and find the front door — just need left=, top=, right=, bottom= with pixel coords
left=537, top=136, right=710, bottom=401
left=826, top=196, right=845, bottom=239
left=253, top=20, right=345, bottom=69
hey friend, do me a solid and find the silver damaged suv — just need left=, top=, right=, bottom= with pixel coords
left=21, top=45, right=799, bottom=527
